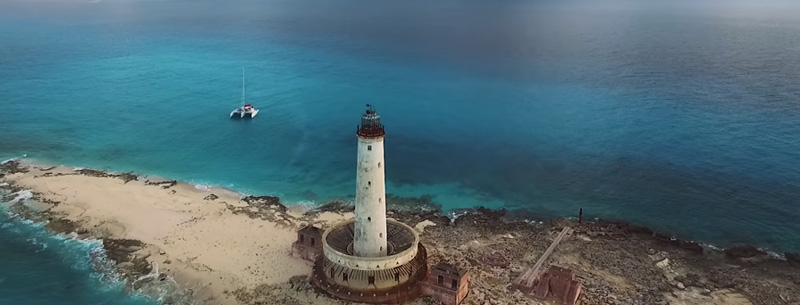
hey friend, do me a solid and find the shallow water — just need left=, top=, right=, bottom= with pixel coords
left=0, top=203, right=160, bottom=305
left=1, top=0, right=799, bottom=260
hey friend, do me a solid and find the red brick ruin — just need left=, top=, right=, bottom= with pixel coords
left=291, top=225, right=322, bottom=262
left=420, top=263, right=470, bottom=305
left=510, top=227, right=582, bottom=305
left=532, top=266, right=582, bottom=305
left=512, top=265, right=582, bottom=305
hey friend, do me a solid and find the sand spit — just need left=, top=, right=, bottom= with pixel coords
left=2, top=160, right=799, bottom=305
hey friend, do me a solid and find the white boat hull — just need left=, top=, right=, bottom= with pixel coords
left=230, top=108, right=259, bottom=119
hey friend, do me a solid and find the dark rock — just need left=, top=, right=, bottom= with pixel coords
left=242, top=195, right=286, bottom=212
left=653, top=232, right=673, bottom=241
left=627, top=225, right=654, bottom=235
left=77, top=169, right=138, bottom=183
left=453, top=206, right=506, bottom=227
left=103, top=239, right=146, bottom=264
left=388, top=208, right=450, bottom=227
left=116, top=172, right=138, bottom=183
left=204, top=194, right=219, bottom=201
left=44, top=217, right=81, bottom=233
left=288, top=275, right=308, bottom=290
left=683, top=273, right=703, bottom=288
left=597, top=219, right=629, bottom=228
left=677, top=240, right=704, bottom=254
left=145, top=180, right=177, bottom=189
left=313, top=200, right=354, bottom=214
left=725, top=245, right=766, bottom=259
left=786, top=252, right=800, bottom=264
left=76, top=168, right=109, bottom=177
left=386, top=193, right=441, bottom=212
left=0, top=160, right=28, bottom=174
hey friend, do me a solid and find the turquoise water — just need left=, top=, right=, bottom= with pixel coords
left=1, top=0, right=800, bottom=302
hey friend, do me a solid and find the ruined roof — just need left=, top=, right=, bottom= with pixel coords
left=299, top=225, right=322, bottom=236
left=432, top=263, right=467, bottom=277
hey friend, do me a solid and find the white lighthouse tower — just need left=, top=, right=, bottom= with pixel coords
left=311, top=106, right=429, bottom=303
left=353, top=104, right=388, bottom=257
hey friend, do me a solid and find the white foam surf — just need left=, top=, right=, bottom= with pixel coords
left=8, top=190, right=33, bottom=203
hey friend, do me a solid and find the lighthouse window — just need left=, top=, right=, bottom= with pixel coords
left=378, top=162, right=381, bottom=168
left=367, top=217, right=372, bottom=222
left=368, top=276, right=375, bottom=285
left=379, top=233, right=383, bottom=238
left=395, top=273, right=400, bottom=282
left=343, top=273, right=348, bottom=282
left=378, top=198, right=382, bottom=203
left=367, top=145, right=372, bottom=151
left=368, top=181, right=371, bottom=186
left=438, top=275, right=444, bottom=285
left=452, top=279, right=458, bottom=288
left=310, top=237, right=315, bottom=246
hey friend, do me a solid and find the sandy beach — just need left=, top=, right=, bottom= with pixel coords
left=2, top=160, right=799, bottom=305
left=0, top=161, right=353, bottom=305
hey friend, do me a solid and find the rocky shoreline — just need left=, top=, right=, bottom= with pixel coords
left=2, top=160, right=799, bottom=305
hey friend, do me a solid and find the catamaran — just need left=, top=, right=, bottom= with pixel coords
left=230, top=67, right=259, bottom=119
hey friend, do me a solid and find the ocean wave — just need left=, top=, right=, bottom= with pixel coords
left=0, top=207, right=185, bottom=304
left=1, top=153, right=27, bottom=164
left=192, top=183, right=211, bottom=191
left=292, top=200, right=318, bottom=211
left=8, top=190, right=33, bottom=203
left=131, top=261, right=195, bottom=305
left=26, top=237, right=49, bottom=253
left=447, top=209, right=472, bottom=223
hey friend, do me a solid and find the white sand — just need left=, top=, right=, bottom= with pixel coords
left=5, top=164, right=318, bottom=305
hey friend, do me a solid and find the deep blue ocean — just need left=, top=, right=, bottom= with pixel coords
left=2, top=0, right=800, bottom=303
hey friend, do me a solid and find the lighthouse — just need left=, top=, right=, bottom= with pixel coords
left=310, top=105, right=428, bottom=304
left=353, top=104, right=388, bottom=257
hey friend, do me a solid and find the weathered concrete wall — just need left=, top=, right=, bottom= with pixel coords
left=354, top=135, right=388, bottom=257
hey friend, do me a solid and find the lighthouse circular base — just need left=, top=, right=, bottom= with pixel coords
left=311, top=244, right=428, bottom=304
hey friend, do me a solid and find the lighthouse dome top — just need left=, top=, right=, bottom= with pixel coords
left=357, top=104, right=385, bottom=138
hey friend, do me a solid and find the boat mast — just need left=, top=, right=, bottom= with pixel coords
left=241, top=66, right=246, bottom=106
